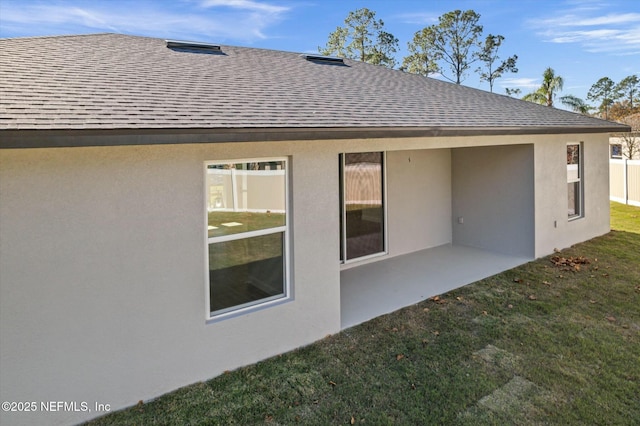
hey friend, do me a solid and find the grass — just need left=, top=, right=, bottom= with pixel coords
left=208, top=211, right=285, bottom=238
left=89, top=202, right=640, bottom=425
left=610, top=201, right=640, bottom=233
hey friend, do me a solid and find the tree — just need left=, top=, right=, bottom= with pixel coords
left=319, top=8, right=399, bottom=68
left=523, top=67, right=564, bottom=107
left=609, top=100, right=640, bottom=121
left=616, top=75, right=639, bottom=108
left=403, top=9, right=483, bottom=84
left=587, top=77, right=618, bottom=119
left=401, top=27, right=440, bottom=76
left=476, top=34, right=518, bottom=92
left=505, top=87, right=521, bottom=97
left=559, top=94, right=592, bottom=114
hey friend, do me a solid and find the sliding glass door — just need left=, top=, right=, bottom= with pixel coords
left=340, top=152, right=386, bottom=261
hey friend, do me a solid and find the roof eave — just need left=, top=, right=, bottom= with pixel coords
left=0, top=125, right=631, bottom=149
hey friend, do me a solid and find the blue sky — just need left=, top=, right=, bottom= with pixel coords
left=1, top=0, right=638, bottom=105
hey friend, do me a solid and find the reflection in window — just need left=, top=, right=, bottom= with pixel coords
left=209, top=233, right=284, bottom=313
left=206, top=159, right=288, bottom=317
left=610, top=144, right=622, bottom=159
left=567, top=144, right=583, bottom=219
left=340, top=152, right=385, bottom=261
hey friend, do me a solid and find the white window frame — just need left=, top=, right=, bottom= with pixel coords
left=567, top=142, right=584, bottom=220
left=339, top=151, right=388, bottom=264
left=204, top=157, right=290, bottom=321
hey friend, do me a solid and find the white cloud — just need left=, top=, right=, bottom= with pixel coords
left=0, top=1, right=291, bottom=42
left=392, top=12, right=438, bottom=25
left=535, top=12, right=640, bottom=27
left=199, top=0, right=289, bottom=14
left=527, top=4, right=640, bottom=56
left=499, top=77, right=540, bottom=89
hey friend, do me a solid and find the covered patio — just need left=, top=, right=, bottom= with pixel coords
left=340, top=244, right=532, bottom=329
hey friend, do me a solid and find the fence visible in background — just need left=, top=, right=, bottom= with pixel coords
left=610, top=159, right=640, bottom=207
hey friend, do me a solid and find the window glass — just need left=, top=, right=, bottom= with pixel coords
left=610, top=144, right=622, bottom=159
left=567, top=182, right=580, bottom=218
left=206, top=159, right=288, bottom=317
left=207, top=161, right=286, bottom=238
left=567, top=144, right=580, bottom=181
left=341, top=152, right=385, bottom=261
left=209, top=233, right=284, bottom=313
left=567, top=144, right=582, bottom=219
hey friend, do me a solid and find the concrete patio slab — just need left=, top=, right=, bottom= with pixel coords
left=340, top=244, right=531, bottom=329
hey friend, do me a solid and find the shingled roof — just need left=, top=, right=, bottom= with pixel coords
left=0, top=33, right=629, bottom=140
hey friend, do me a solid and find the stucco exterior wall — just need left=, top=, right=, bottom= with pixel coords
left=386, top=149, right=452, bottom=257
left=451, top=144, right=535, bottom=258
left=609, top=136, right=640, bottom=160
left=0, top=141, right=341, bottom=426
left=533, top=134, right=611, bottom=257
left=0, top=132, right=611, bottom=425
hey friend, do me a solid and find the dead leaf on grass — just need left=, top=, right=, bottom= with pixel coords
left=606, top=316, right=616, bottom=322
left=528, top=295, right=537, bottom=300
left=550, top=255, right=590, bottom=272
left=513, top=278, right=524, bottom=283
left=351, top=416, right=355, bottom=424
left=328, top=381, right=337, bottom=387
left=396, top=354, right=405, bottom=361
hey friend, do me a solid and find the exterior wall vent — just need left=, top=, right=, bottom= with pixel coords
left=301, top=54, right=345, bottom=64
left=166, top=39, right=221, bottom=52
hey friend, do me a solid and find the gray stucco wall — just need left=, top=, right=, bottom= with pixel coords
left=387, top=149, right=452, bottom=257
left=0, top=141, right=342, bottom=426
left=533, top=135, right=611, bottom=257
left=451, top=144, right=535, bottom=258
left=0, top=133, right=611, bottom=425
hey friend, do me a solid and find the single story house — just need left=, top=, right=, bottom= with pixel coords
left=0, top=34, right=629, bottom=425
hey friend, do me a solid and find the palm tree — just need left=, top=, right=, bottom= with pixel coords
left=523, top=67, right=564, bottom=107
left=559, top=94, right=592, bottom=114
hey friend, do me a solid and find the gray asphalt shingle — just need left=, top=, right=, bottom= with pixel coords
left=0, top=33, right=629, bottom=133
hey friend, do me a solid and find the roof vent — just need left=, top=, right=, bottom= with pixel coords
left=301, top=54, right=345, bottom=65
left=166, top=39, right=221, bottom=53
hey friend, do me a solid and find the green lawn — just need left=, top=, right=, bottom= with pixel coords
left=89, top=203, right=640, bottom=425
left=208, top=210, right=285, bottom=238
left=610, top=201, right=640, bottom=233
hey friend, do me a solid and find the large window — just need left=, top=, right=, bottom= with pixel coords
left=340, top=152, right=386, bottom=262
left=206, top=159, right=289, bottom=318
left=567, top=143, right=583, bottom=219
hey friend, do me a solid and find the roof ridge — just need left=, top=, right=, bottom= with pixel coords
left=0, top=32, right=116, bottom=41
